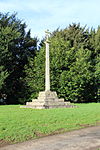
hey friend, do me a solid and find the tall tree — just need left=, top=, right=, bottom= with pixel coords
left=25, top=24, right=98, bottom=103
left=94, top=26, right=100, bottom=101
left=0, top=13, right=37, bottom=104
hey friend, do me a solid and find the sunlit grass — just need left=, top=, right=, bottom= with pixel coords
left=0, top=103, right=100, bottom=144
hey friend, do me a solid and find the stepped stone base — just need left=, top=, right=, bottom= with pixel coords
left=21, top=91, right=75, bottom=109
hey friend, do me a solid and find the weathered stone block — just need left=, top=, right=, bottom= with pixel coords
left=21, top=91, right=75, bottom=109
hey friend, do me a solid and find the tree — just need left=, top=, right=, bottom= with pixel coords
left=94, top=26, right=100, bottom=101
left=1, top=15, right=99, bottom=104
left=26, top=24, right=98, bottom=103
left=0, top=66, right=8, bottom=90
left=0, top=13, right=37, bottom=104
left=24, top=46, right=45, bottom=100
left=59, top=48, right=93, bottom=102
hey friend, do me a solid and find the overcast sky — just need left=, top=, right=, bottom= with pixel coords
left=0, top=0, right=100, bottom=39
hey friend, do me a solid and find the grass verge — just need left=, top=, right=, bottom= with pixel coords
left=0, top=103, right=100, bottom=146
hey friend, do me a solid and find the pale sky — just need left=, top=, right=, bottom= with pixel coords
left=0, top=0, right=100, bottom=39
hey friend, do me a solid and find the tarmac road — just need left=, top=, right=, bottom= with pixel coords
left=0, top=126, right=100, bottom=150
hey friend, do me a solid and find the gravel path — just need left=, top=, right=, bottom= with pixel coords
left=0, top=126, right=100, bottom=150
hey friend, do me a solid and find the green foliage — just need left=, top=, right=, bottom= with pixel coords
left=94, top=27, right=100, bottom=101
left=25, top=24, right=100, bottom=103
left=0, top=13, right=100, bottom=104
left=0, top=13, right=37, bottom=104
left=24, top=46, right=45, bottom=100
left=59, top=48, right=93, bottom=102
left=0, top=66, right=8, bottom=90
left=0, top=103, right=100, bottom=143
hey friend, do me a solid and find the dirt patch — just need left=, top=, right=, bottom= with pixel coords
left=77, top=124, right=94, bottom=128
left=34, top=128, right=65, bottom=138
left=34, top=131, right=46, bottom=137
left=0, top=139, right=11, bottom=148
left=50, top=128, right=65, bottom=135
left=77, top=121, right=100, bottom=128
left=96, top=121, right=100, bottom=126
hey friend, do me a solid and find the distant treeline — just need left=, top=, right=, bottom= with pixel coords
left=0, top=13, right=100, bottom=104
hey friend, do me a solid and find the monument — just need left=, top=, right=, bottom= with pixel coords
left=21, top=30, right=74, bottom=109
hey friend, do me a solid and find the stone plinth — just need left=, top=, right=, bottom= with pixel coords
left=21, top=91, right=75, bottom=109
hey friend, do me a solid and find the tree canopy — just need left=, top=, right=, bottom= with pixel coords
left=0, top=13, right=100, bottom=104
left=0, top=13, right=37, bottom=104
left=25, top=24, right=100, bottom=103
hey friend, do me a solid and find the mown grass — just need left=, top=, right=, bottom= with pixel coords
left=0, top=103, right=100, bottom=144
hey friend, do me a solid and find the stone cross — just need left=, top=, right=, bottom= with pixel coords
left=45, top=30, right=51, bottom=91
left=21, top=30, right=73, bottom=109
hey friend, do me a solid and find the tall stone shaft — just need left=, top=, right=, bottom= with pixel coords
left=45, top=33, right=50, bottom=91
left=20, top=30, right=73, bottom=109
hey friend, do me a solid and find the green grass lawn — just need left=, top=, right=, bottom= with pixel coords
left=0, top=103, right=100, bottom=144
